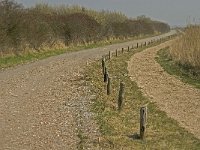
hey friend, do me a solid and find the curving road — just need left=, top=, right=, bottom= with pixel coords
left=0, top=31, right=175, bottom=150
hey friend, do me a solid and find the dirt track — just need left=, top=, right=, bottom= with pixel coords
left=128, top=40, right=200, bottom=139
left=0, top=32, right=175, bottom=150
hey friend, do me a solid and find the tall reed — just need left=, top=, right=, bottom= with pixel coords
left=170, top=25, right=200, bottom=71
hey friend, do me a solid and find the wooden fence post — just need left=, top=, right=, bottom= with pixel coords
left=102, top=57, right=106, bottom=75
left=116, top=49, right=118, bottom=57
left=140, top=106, right=147, bottom=140
left=137, top=43, right=139, bottom=48
left=128, top=46, right=130, bottom=52
left=118, top=82, right=125, bottom=111
left=104, top=67, right=108, bottom=82
left=107, top=76, right=111, bottom=95
left=109, top=51, right=111, bottom=60
left=122, top=48, right=124, bottom=54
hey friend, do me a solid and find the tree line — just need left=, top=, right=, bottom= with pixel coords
left=0, top=0, right=170, bottom=56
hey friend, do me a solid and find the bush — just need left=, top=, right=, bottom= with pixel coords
left=0, top=0, right=170, bottom=56
left=0, top=0, right=24, bottom=53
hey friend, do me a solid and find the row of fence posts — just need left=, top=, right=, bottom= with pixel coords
left=100, top=35, right=173, bottom=140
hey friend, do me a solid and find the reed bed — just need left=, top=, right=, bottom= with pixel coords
left=170, top=25, right=200, bottom=72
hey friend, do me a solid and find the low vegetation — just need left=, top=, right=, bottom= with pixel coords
left=85, top=43, right=200, bottom=149
left=156, top=25, right=200, bottom=89
left=156, top=48, right=200, bottom=89
left=0, top=0, right=170, bottom=58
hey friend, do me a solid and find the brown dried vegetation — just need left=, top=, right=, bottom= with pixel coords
left=170, top=25, right=200, bottom=73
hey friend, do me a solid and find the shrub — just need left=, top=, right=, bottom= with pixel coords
left=0, top=0, right=170, bottom=56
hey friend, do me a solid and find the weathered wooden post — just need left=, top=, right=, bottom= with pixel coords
left=104, top=67, right=108, bottom=82
left=118, top=82, right=125, bottom=111
left=137, top=43, right=139, bottom=48
left=107, top=76, right=111, bottom=95
left=140, top=106, right=147, bottom=140
left=116, top=49, right=118, bottom=57
left=128, top=46, right=130, bottom=52
left=102, top=57, right=106, bottom=75
left=109, top=51, right=111, bottom=60
left=122, top=48, right=124, bottom=54
left=144, top=42, right=147, bottom=46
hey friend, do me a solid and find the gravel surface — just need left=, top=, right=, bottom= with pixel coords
left=0, top=32, right=175, bottom=150
left=128, top=40, right=200, bottom=139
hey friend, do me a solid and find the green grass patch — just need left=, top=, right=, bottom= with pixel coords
left=156, top=48, right=200, bottom=89
left=85, top=44, right=200, bottom=149
left=0, top=49, right=66, bottom=68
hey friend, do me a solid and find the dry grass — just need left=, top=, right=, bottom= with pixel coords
left=170, top=25, right=200, bottom=70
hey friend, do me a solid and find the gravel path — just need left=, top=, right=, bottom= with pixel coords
left=0, top=32, right=175, bottom=150
left=128, top=40, right=200, bottom=139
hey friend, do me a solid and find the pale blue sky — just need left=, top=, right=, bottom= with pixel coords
left=17, top=0, right=200, bottom=26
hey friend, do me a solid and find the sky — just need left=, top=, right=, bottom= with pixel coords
left=17, top=0, right=200, bottom=27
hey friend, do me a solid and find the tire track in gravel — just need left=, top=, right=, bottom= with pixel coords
left=0, top=31, right=175, bottom=150
left=128, top=40, right=200, bottom=139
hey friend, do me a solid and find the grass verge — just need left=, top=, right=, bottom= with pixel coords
left=0, top=34, right=159, bottom=69
left=85, top=43, right=200, bottom=149
left=156, top=48, right=200, bottom=89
